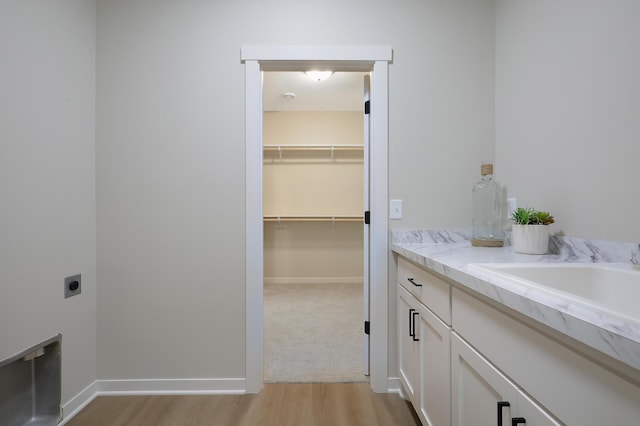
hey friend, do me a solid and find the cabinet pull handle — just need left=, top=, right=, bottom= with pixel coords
left=411, top=311, right=420, bottom=341
left=512, top=418, right=526, bottom=426
left=407, top=278, right=422, bottom=287
left=409, top=309, right=416, bottom=338
left=497, top=401, right=510, bottom=426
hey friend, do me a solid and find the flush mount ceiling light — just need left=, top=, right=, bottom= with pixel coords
left=281, top=92, right=296, bottom=100
left=304, top=71, right=333, bottom=82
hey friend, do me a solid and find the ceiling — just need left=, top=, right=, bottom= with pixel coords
left=262, top=71, right=368, bottom=112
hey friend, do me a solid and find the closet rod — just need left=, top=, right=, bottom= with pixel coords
left=263, top=144, right=363, bottom=151
left=263, top=215, right=363, bottom=223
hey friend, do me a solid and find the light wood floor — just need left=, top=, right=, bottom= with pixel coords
left=65, top=383, right=420, bottom=426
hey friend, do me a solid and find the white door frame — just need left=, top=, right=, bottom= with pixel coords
left=362, top=74, right=371, bottom=375
left=242, top=45, right=391, bottom=394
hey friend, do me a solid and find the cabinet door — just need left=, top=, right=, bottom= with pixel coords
left=416, top=303, right=451, bottom=426
left=516, top=390, right=562, bottom=426
left=452, top=333, right=561, bottom=426
left=398, top=284, right=420, bottom=405
left=451, top=333, right=518, bottom=426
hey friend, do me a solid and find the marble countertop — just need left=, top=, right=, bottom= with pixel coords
left=391, top=229, right=640, bottom=373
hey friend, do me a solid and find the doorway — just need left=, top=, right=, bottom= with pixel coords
left=262, top=71, right=367, bottom=383
left=242, top=45, right=392, bottom=393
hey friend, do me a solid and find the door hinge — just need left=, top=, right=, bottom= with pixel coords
left=364, top=211, right=370, bottom=225
left=364, top=321, right=370, bottom=335
left=364, top=100, right=370, bottom=115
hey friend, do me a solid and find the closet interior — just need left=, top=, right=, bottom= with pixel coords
left=262, top=71, right=367, bottom=383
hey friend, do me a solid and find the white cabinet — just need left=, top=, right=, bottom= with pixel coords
left=397, top=258, right=451, bottom=324
left=415, top=298, right=451, bottom=426
left=396, top=253, right=640, bottom=425
left=452, top=286, right=640, bottom=425
left=516, top=390, right=564, bottom=426
left=451, top=332, right=517, bottom=426
left=397, top=283, right=451, bottom=426
left=452, top=333, right=560, bottom=426
left=398, top=284, right=420, bottom=404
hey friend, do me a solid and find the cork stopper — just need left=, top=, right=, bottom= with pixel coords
left=480, top=163, right=493, bottom=176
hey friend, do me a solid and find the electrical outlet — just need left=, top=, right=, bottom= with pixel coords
left=64, top=274, right=81, bottom=299
left=507, top=198, right=517, bottom=218
left=390, top=199, right=403, bottom=220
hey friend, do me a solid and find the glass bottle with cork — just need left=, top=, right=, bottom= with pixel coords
left=471, top=162, right=504, bottom=247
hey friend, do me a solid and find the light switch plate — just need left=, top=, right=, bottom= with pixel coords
left=390, top=199, right=403, bottom=220
left=507, top=198, right=517, bottom=218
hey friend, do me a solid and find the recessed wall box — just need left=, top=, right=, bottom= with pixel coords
left=64, top=274, right=81, bottom=299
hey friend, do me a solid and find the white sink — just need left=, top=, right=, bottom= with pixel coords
left=469, top=262, right=640, bottom=322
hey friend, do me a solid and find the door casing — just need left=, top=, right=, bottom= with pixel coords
left=242, top=45, right=391, bottom=393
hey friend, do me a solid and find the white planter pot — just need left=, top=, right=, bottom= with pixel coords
left=511, top=224, right=550, bottom=255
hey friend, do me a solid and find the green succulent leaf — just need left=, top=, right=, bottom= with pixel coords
left=511, top=207, right=554, bottom=225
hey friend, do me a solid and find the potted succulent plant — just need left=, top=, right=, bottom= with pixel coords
left=510, top=207, right=555, bottom=254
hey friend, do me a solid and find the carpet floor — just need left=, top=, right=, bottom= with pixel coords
left=264, top=283, right=368, bottom=383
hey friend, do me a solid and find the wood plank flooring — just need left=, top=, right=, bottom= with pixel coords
left=65, top=383, right=420, bottom=426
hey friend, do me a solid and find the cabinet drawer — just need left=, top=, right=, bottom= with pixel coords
left=397, top=257, right=451, bottom=325
left=452, top=287, right=640, bottom=425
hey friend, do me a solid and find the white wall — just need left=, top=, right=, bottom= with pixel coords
left=263, top=111, right=364, bottom=283
left=5, top=0, right=635, bottom=403
left=264, top=222, right=364, bottom=284
left=263, top=111, right=363, bottom=217
left=495, top=0, right=640, bottom=243
left=390, top=0, right=496, bottom=228
left=0, top=0, right=97, bottom=407
left=96, top=0, right=495, bottom=382
left=263, top=111, right=363, bottom=148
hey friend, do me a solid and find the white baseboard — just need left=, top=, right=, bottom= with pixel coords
left=96, top=378, right=247, bottom=395
left=264, top=277, right=363, bottom=285
left=387, top=376, right=402, bottom=395
left=59, top=381, right=98, bottom=425
left=58, top=378, right=247, bottom=424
